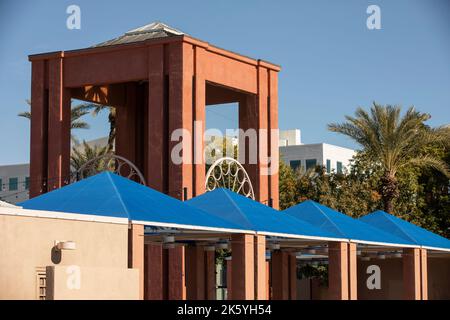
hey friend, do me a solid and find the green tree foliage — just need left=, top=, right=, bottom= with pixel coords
left=70, top=141, right=108, bottom=173
left=279, top=112, right=450, bottom=237
left=328, top=103, right=449, bottom=213
left=279, top=158, right=380, bottom=217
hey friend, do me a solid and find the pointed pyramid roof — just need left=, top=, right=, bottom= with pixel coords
left=360, top=210, right=450, bottom=251
left=283, top=200, right=416, bottom=247
left=19, top=172, right=245, bottom=232
left=186, top=188, right=341, bottom=241
left=94, top=21, right=185, bottom=47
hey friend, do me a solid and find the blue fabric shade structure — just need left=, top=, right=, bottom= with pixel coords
left=186, top=188, right=344, bottom=241
left=360, top=210, right=450, bottom=251
left=283, top=200, right=417, bottom=247
left=19, top=172, right=249, bottom=233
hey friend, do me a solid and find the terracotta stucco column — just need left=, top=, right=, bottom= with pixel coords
left=205, top=250, right=216, bottom=300
left=129, top=224, right=144, bottom=299
left=231, top=234, right=255, bottom=300
left=238, top=65, right=279, bottom=208
left=348, top=243, right=358, bottom=300
left=47, top=55, right=71, bottom=191
left=193, top=46, right=206, bottom=197
left=420, top=249, right=428, bottom=300
left=267, top=69, right=279, bottom=209
left=289, top=253, right=297, bottom=300
left=184, top=248, right=216, bottom=300
left=30, top=60, right=48, bottom=198
left=167, top=42, right=193, bottom=200
left=168, top=246, right=186, bottom=300
left=147, top=44, right=166, bottom=192
left=185, top=245, right=206, bottom=300
left=116, top=83, right=137, bottom=166
left=266, top=260, right=271, bottom=299
left=271, top=251, right=289, bottom=300
left=403, top=248, right=428, bottom=300
left=255, top=65, right=269, bottom=205
left=328, top=242, right=349, bottom=300
left=254, top=235, right=267, bottom=300
left=144, top=243, right=165, bottom=300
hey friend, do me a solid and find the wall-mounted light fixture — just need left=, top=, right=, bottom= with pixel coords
left=268, top=243, right=280, bottom=250
left=54, top=240, right=76, bottom=251
left=162, top=235, right=175, bottom=243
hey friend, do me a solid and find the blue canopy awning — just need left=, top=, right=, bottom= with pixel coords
left=360, top=210, right=450, bottom=251
left=186, top=188, right=343, bottom=241
left=19, top=172, right=248, bottom=233
left=283, top=200, right=417, bottom=247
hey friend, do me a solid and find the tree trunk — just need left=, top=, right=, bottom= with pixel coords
left=383, top=197, right=394, bottom=214
left=107, top=109, right=116, bottom=153
left=380, top=172, right=399, bottom=214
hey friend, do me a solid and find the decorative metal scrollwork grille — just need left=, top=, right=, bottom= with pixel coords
left=205, top=157, right=255, bottom=199
left=73, top=153, right=146, bottom=185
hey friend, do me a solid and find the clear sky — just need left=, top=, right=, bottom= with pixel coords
left=0, top=0, right=449, bottom=165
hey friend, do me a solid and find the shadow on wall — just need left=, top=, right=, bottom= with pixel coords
left=51, top=247, right=62, bottom=264
left=358, top=257, right=450, bottom=300
left=297, top=278, right=329, bottom=300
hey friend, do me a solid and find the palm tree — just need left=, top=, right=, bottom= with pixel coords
left=70, top=140, right=108, bottom=174
left=328, top=103, right=450, bottom=213
left=20, top=100, right=117, bottom=152
left=18, top=100, right=92, bottom=131
left=89, top=105, right=116, bottom=153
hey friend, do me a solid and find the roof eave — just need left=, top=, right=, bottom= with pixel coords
left=28, top=34, right=281, bottom=71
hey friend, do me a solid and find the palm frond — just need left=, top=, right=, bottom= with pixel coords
left=403, top=155, right=450, bottom=178
left=329, top=103, right=446, bottom=176
left=71, top=121, right=90, bottom=130
left=18, top=111, right=31, bottom=119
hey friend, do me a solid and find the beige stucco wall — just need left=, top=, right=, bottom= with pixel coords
left=0, top=212, right=130, bottom=299
left=46, top=266, right=139, bottom=300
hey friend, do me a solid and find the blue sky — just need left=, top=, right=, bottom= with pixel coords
left=0, top=0, right=449, bottom=164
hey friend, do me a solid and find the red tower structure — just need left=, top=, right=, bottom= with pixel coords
left=28, top=22, right=280, bottom=207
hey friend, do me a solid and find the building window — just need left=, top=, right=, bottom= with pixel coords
left=326, top=159, right=331, bottom=173
left=305, top=159, right=317, bottom=170
left=0, top=178, right=2, bottom=191
left=290, top=160, right=302, bottom=171
left=9, top=177, right=18, bottom=191
left=25, top=177, right=30, bottom=190
left=36, top=268, right=47, bottom=300
left=337, top=161, right=343, bottom=174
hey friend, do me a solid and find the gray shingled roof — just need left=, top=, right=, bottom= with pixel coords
left=93, top=22, right=185, bottom=48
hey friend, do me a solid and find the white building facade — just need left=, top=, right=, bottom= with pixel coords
left=279, top=129, right=356, bottom=174
left=0, top=163, right=30, bottom=204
